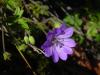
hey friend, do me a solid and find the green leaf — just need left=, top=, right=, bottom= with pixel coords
left=95, top=34, right=100, bottom=42
left=28, top=1, right=49, bottom=18
left=79, top=36, right=84, bottom=44
left=24, top=35, right=29, bottom=44
left=14, top=7, right=24, bottom=18
left=3, top=51, right=11, bottom=61
left=63, top=14, right=82, bottom=30
left=29, top=36, right=35, bottom=45
left=17, top=18, right=29, bottom=30
left=6, top=0, right=22, bottom=10
left=74, top=14, right=82, bottom=26
left=63, top=15, right=74, bottom=25
left=86, top=22, right=97, bottom=38
left=16, top=44, right=27, bottom=52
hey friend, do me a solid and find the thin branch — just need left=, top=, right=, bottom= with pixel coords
left=2, top=25, right=6, bottom=52
left=0, top=7, right=6, bottom=52
left=49, top=12, right=63, bottom=23
left=16, top=47, right=36, bottom=75
left=28, top=44, right=45, bottom=55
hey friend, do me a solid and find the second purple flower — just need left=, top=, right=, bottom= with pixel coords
left=41, top=23, right=76, bottom=63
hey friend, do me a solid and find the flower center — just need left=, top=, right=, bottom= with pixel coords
left=52, top=37, right=58, bottom=44
left=52, top=37, right=64, bottom=48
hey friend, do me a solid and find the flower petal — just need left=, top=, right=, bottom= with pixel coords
left=56, top=45, right=67, bottom=61
left=60, top=38, right=76, bottom=47
left=64, top=27, right=74, bottom=37
left=43, top=47, right=53, bottom=57
left=41, top=40, right=52, bottom=48
left=60, top=23, right=67, bottom=30
left=63, top=46, right=73, bottom=55
left=53, top=23, right=67, bottom=36
left=57, top=27, right=74, bottom=38
left=53, top=28, right=62, bottom=36
left=46, top=31, right=54, bottom=41
left=52, top=47, right=59, bottom=63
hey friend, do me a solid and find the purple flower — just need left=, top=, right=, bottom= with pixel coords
left=41, top=23, right=76, bottom=63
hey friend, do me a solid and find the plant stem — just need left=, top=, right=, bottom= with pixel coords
left=17, top=49, right=36, bottom=75
left=0, top=7, right=6, bottom=52
left=2, top=25, right=6, bottom=52
left=28, top=44, right=45, bottom=55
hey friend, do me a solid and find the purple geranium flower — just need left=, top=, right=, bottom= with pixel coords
left=41, top=23, right=76, bottom=63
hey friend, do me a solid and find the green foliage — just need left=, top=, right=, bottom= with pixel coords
left=6, top=0, right=22, bottom=10
left=63, top=12, right=100, bottom=43
left=16, top=44, right=27, bottom=52
left=95, top=34, right=100, bottom=41
left=86, top=22, right=98, bottom=39
left=64, top=14, right=82, bottom=29
left=17, top=18, right=29, bottom=30
left=86, top=12, right=100, bottom=41
left=29, top=35, right=35, bottom=45
left=3, top=51, right=11, bottom=61
left=14, top=7, right=24, bottom=18
left=2, top=0, right=49, bottom=57
left=28, top=1, right=49, bottom=18
left=24, top=35, right=29, bottom=44
left=13, top=7, right=29, bottom=30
